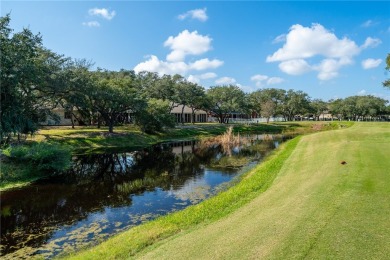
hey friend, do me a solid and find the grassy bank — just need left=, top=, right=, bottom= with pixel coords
left=63, top=122, right=390, bottom=259
left=34, top=121, right=348, bottom=154
left=35, top=123, right=287, bottom=153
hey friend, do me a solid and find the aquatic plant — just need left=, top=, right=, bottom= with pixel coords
left=199, top=126, right=248, bottom=156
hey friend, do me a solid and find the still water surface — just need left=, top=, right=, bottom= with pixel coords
left=1, top=134, right=287, bottom=259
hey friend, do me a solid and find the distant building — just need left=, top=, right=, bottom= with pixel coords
left=41, top=107, right=81, bottom=126
left=170, top=104, right=208, bottom=123
left=42, top=104, right=209, bottom=126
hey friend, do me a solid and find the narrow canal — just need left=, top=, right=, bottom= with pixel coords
left=1, top=134, right=289, bottom=259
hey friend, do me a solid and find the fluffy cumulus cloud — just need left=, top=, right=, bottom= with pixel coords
left=164, top=30, right=212, bottom=62
left=314, top=58, right=352, bottom=81
left=266, top=24, right=360, bottom=62
left=187, top=72, right=217, bottom=84
left=178, top=8, right=208, bottom=22
left=251, top=74, right=284, bottom=87
left=134, top=55, right=188, bottom=75
left=267, top=77, right=285, bottom=85
left=189, top=58, right=223, bottom=70
left=88, top=8, right=116, bottom=20
left=267, top=23, right=382, bottom=81
left=251, top=74, right=269, bottom=82
left=134, top=30, right=222, bottom=80
left=134, top=56, right=223, bottom=75
left=215, top=77, right=236, bottom=85
left=82, top=21, right=100, bottom=27
left=361, top=58, right=382, bottom=69
left=278, top=59, right=312, bottom=75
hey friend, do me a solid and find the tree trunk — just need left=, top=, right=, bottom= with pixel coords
left=70, top=111, right=75, bottom=129
left=97, top=114, right=101, bottom=128
left=191, top=108, right=195, bottom=124
left=108, top=121, right=114, bottom=133
left=181, top=105, right=185, bottom=125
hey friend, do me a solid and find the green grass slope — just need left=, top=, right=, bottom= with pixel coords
left=135, top=123, right=390, bottom=259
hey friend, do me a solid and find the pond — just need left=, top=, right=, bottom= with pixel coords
left=0, top=134, right=291, bottom=259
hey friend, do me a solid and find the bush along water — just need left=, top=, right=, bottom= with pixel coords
left=2, top=143, right=72, bottom=183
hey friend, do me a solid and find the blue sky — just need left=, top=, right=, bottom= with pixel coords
left=2, top=1, right=390, bottom=101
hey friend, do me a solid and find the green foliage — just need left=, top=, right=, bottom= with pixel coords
left=0, top=14, right=69, bottom=144
left=135, top=99, right=176, bottom=133
left=330, top=95, right=388, bottom=120
left=4, top=143, right=71, bottom=172
left=249, top=88, right=286, bottom=116
left=309, top=99, right=328, bottom=120
left=383, top=53, right=390, bottom=88
left=206, top=85, right=246, bottom=123
left=281, top=89, right=311, bottom=121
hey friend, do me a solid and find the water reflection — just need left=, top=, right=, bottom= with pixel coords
left=1, top=136, right=288, bottom=259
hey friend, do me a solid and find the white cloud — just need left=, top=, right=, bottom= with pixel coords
left=266, top=24, right=360, bottom=62
left=187, top=75, right=201, bottom=84
left=164, top=30, right=212, bottom=62
left=251, top=74, right=268, bottom=82
left=267, top=77, right=284, bottom=85
left=358, top=89, right=367, bottom=95
left=82, top=21, right=100, bottom=27
left=134, top=30, right=222, bottom=77
left=215, top=77, right=236, bottom=85
left=251, top=74, right=284, bottom=87
left=267, top=23, right=382, bottom=81
left=279, top=59, right=312, bottom=75
left=361, top=37, right=382, bottom=49
left=250, top=74, right=268, bottom=87
left=134, top=55, right=188, bottom=75
left=88, top=8, right=116, bottom=20
left=361, top=58, right=382, bottom=69
left=134, top=56, right=222, bottom=76
left=187, top=72, right=217, bottom=84
left=314, top=59, right=342, bottom=80
left=199, top=72, right=217, bottom=79
left=236, top=83, right=254, bottom=93
left=272, top=34, right=286, bottom=43
left=189, top=58, right=223, bottom=70
left=362, top=20, right=374, bottom=28
left=178, top=8, right=208, bottom=22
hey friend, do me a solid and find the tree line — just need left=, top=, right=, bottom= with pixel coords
left=1, top=14, right=389, bottom=144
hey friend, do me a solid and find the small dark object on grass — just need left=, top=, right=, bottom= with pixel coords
left=340, top=161, right=347, bottom=165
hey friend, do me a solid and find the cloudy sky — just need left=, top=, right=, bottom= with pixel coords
left=2, top=1, right=389, bottom=101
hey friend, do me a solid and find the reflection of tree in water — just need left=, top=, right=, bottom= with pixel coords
left=1, top=141, right=213, bottom=256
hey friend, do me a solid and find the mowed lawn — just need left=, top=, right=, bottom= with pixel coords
left=135, top=123, right=390, bottom=259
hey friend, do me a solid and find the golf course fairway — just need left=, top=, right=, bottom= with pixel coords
left=68, top=122, right=390, bottom=259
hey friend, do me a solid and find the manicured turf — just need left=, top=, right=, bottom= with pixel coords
left=64, top=122, right=390, bottom=259
left=136, top=122, right=390, bottom=259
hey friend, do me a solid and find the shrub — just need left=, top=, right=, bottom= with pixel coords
left=4, top=143, right=71, bottom=173
left=135, top=99, right=176, bottom=133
